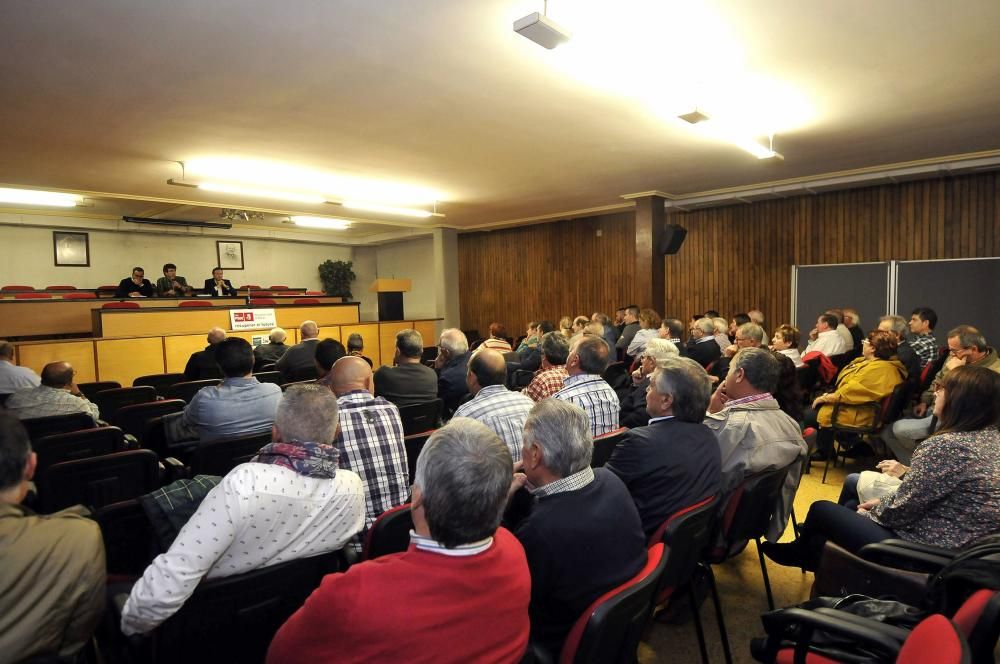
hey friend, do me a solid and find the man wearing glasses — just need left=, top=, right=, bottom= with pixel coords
left=709, top=322, right=765, bottom=383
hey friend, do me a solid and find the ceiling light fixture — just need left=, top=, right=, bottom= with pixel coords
left=677, top=109, right=783, bottom=161
left=0, top=187, right=83, bottom=207
left=514, top=0, right=571, bottom=49
left=340, top=201, right=434, bottom=218
left=290, top=216, right=352, bottom=230
left=196, top=181, right=326, bottom=204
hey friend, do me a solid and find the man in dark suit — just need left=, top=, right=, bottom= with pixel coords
left=114, top=266, right=154, bottom=298
left=605, top=356, right=722, bottom=539
left=276, top=320, right=321, bottom=381
left=687, top=317, right=722, bottom=369
left=183, top=327, right=227, bottom=380
left=203, top=267, right=237, bottom=297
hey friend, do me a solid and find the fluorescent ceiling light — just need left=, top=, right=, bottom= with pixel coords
left=291, top=216, right=352, bottom=230
left=0, top=187, right=83, bottom=207
left=677, top=109, right=783, bottom=160
left=197, top=181, right=326, bottom=205
left=341, top=201, right=433, bottom=218
left=514, top=12, right=571, bottom=49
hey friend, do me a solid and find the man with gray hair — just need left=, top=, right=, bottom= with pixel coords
left=267, top=418, right=531, bottom=663
left=0, top=341, right=40, bottom=398
left=276, top=320, right=322, bottom=381
left=523, top=331, right=570, bottom=401
left=711, top=322, right=766, bottom=382
left=687, top=317, right=723, bottom=368
left=843, top=308, right=864, bottom=352
left=374, top=328, right=438, bottom=407
left=512, top=398, right=645, bottom=656
left=435, top=328, right=472, bottom=416
left=454, top=349, right=535, bottom=461
left=122, top=384, right=365, bottom=636
left=877, top=315, right=920, bottom=382
left=253, top=327, right=288, bottom=368
left=183, top=327, right=227, bottom=380
left=552, top=335, right=620, bottom=437
left=705, top=347, right=807, bottom=541
left=607, top=358, right=722, bottom=538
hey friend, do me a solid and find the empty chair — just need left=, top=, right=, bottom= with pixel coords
left=292, top=298, right=320, bottom=304
left=63, top=292, right=97, bottom=299
left=34, top=426, right=128, bottom=476
left=268, top=285, right=290, bottom=290
left=14, top=292, right=52, bottom=299
left=95, top=499, right=160, bottom=577
left=251, top=298, right=276, bottom=305
left=20, top=412, right=96, bottom=443
left=556, top=543, right=668, bottom=664
left=1, top=285, right=34, bottom=291
left=178, top=300, right=213, bottom=307
left=38, top=449, right=160, bottom=513
left=133, top=372, right=186, bottom=397
left=189, top=431, right=273, bottom=476
left=402, top=430, right=433, bottom=482
left=362, top=504, right=413, bottom=561
left=102, top=301, right=140, bottom=309
left=165, top=378, right=221, bottom=403
left=77, top=380, right=122, bottom=401
left=114, top=399, right=185, bottom=441
left=91, top=386, right=157, bottom=425
left=252, top=371, right=283, bottom=385
left=241, top=284, right=261, bottom=290
left=590, top=427, right=628, bottom=468
left=398, top=399, right=444, bottom=436
left=45, top=285, right=77, bottom=290
left=304, top=291, right=324, bottom=296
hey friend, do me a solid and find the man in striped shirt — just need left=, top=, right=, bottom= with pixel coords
left=454, top=349, right=534, bottom=461
left=552, top=335, right=620, bottom=437
left=524, top=332, right=569, bottom=401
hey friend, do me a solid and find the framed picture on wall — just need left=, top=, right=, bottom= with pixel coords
left=216, top=240, right=244, bottom=270
left=53, top=231, right=90, bottom=267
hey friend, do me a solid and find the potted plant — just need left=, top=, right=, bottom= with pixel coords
left=318, top=260, right=356, bottom=300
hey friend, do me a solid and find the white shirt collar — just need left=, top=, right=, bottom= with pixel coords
left=409, top=531, right=493, bottom=556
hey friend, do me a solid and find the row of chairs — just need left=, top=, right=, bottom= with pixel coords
left=0, top=285, right=312, bottom=292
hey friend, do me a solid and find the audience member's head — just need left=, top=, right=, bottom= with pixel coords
left=646, top=357, right=711, bottom=422
left=207, top=327, right=227, bottom=345
left=712, top=317, right=728, bottom=335
left=877, top=316, right=908, bottom=342
left=934, top=365, right=1000, bottom=433
left=521, top=399, right=592, bottom=482
left=539, top=332, right=569, bottom=367
left=816, top=313, right=839, bottom=331
left=623, top=306, right=640, bottom=324
left=273, top=384, right=340, bottom=446
left=946, top=325, right=989, bottom=362
left=536, top=320, right=555, bottom=335
left=704, top=310, right=721, bottom=319
left=413, top=418, right=512, bottom=548
left=395, top=329, right=424, bottom=361
left=747, top=309, right=765, bottom=327
left=488, top=322, right=508, bottom=340
left=347, top=333, right=364, bottom=354
left=583, top=321, right=604, bottom=337
left=771, top=324, right=801, bottom=350
left=216, top=338, right=255, bottom=378
left=268, top=327, right=287, bottom=344
left=40, top=362, right=74, bottom=389
left=525, top=321, right=538, bottom=337
left=842, top=308, right=861, bottom=329
left=638, top=308, right=662, bottom=330
left=735, top=322, right=765, bottom=349
left=558, top=316, right=573, bottom=336
left=591, top=313, right=610, bottom=326
left=0, top=341, right=14, bottom=361
left=567, top=335, right=610, bottom=376
left=644, top=338, right=680, bottom=365
left=300, top=320, right=320, bottom=340
left=690, top=317, right=715, bottom=339
left=0, top=413, right=34, bottom=503
left=909, top=307, right=938, bottom=334
left=439, top=328, right=469, bottom=359
left=571, top=316, right=589, bottom=334
left=329, top=355, right=374, bottom=396
left=466, top=349, right=507, bottom=395
left=730, top=313, right=751, bottom=335
left=659, top=318, right=684, bottom=341
left=314, top=338, right=347, bottom=375
left=769, top=350, right=804, bottom=422
left=726, top=347, right=780, bottom=397
left=863, top=329, right=898, bottom=360
left=824, top=309, right=845, bottom=325
left=614, top=308, right=626, bottom=324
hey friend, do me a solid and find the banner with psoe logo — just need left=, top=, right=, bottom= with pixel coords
left=229, top=308, right=277, bottom=331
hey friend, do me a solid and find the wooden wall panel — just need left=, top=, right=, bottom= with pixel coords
left=458, top=173, right=1000, bottom=336
left=96, top=337, right=165, bottom=385
left=16, top=341, right=97, bottom=383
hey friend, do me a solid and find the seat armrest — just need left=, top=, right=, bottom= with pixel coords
left=811, top=608, right=911, bottom=642
left=759, top=607, right=905, bottom=663
left=876, top=538, right=956, bottom=558
left=859, top=541, right=954, bottom=573
left=123, top=433, right=140, bottom=450
left=160, top=457, right=189, bottom=483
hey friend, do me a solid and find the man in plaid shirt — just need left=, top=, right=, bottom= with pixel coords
left=454, top=349, right=534, bottom=461
left=524, top=332, right=570, bottom=401
left=552, top=335, right=620, bottom=437
left=907, top=307, right=939, bottom=368
left=329, top=356, right=409, bottom=551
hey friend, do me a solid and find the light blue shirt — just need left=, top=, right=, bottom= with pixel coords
left=181, top=377, right=282, bottom=442
left=0, top=360, right=40, bottom=395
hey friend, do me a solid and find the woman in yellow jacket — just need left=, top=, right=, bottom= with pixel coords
left=812, top=329, right=907, bottom=458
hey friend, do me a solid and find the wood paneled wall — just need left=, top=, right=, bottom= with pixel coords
left=458, top=172, right=1000, bottom=335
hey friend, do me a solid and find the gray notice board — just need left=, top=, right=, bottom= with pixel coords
left=896, top=258, right=1000, bottom=346
left=792, top=262, right=891, bottom=349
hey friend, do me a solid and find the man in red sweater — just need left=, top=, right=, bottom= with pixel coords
left=267, top=418, right=531, bottom=664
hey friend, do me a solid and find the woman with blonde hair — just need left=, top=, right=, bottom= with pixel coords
left=558, top=316, right=573, bottom=339
left=626, top=308, right=663, bottom=358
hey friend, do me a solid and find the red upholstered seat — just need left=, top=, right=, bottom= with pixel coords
left=268, top=285, right=289, bottom=290
left=14, top=293, right=52, bottom=299
left=251, top=298, right=276, bottom=305
left=62, top=292, right=97, bottom=299
left=98, top=285, right=118, bottom=290
left=45, top=285, right=77, bottom=290
left=102, top=301, right=140, bottom=309
left=304, top=291, right=324, bottom=296
left=241, top=285, right=261, bottom=290
left=1, top=285, right=34, bottom=291
left=178, top=300, right=213, bottom=307
left=293, top=298, right=320, bottom=304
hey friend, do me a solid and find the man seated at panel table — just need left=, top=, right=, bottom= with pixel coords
left=121, top=384, right=364, bottom=636
left=0, top=341, right=40, bottom=399
left=5, top=362, right=101, bottom=424
left=276, top=321, right=321, bottom=382
left=165, top=338, right=282, bottom=444
left=155, top=263, right=194, bottom=297
left=202, top=267, right=237, bottom=297
left=183, top=327, right=227, bottom=381
left=114, top=266, right=154, bottom=298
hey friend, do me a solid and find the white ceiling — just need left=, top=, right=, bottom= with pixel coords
left=1, top=0, right=999, bottom=238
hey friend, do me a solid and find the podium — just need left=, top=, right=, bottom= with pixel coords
left=370, top=278, right=411, bottom=321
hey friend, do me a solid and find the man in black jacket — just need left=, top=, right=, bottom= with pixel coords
left=202, top=267, right=237, bottom=297
left=687, top=317, right=722, bottom=369
left=183, top=327, right=226, bottom=380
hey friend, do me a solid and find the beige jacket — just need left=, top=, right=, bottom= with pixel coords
left=0, top=503, right=106, bottom=661
left=704, top=397, right=808, bottom=541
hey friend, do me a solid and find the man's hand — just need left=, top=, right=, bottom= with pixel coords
left=809, top=328, right=819, bottom=341
left=811, top=393, right=834, bottom=410
left=857, top=498, right=880, bottom=514
left=877, top=460, right=908, bottom=478
left=913, top=402, right=928, bottom=418
left=724, top=344, right=737, bottom=358
left=507, top=463, right=528, bottom=501
left=433, top=351, right=447, bottom=370
left=128, top=292, right=142, bottom=297
left=708, top=383, right=728, bottom=413
left=944, top=355, right=966, bottom=371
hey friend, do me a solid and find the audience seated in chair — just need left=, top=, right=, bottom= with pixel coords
left=121, top=384, right=365, bottom=636
left=253, top=327, right=289, bottom=368
left=479, top=321, right=513, bottom=352
left=770, top=324, right=805, bottom=368
left=434, top=328, right=472, bottom=417
left=4, top=361, right=100, bottom=424
left=618, top=338, right=678, bottom=428
left=615, top=305, right=641, bottom=357
left=345, top=332, right=374, bottom=367
left=607, top=357, right=722, bottom=539
left=183, top=327, right=227, bottom=381
left=328, top=356, right=409, bottom=552
left=164, top=338, right=282, bottom=444
left=762, top=364, right=1000, bottom=571
left=625, top=308, right=662, bottom=358
left=373, top=328, right=438, bottom=407
left=0, top=340, right=40, bottom=397
left=523, top=331, right=570, bottom=401
left=878, top=315, right=921, bottom=387
left=657, top=317, right=687, bottom=357
left=510, top=398, right=646, bottom=657
left=687, top=317, right=723, bottom=369
left=312, top=338, right=347, bottom=391
left=267, top=418, right=530, bottom=664
left=276, top=320, right=321, bottom=382
left=516, top=319, right=554, bottom=373
left=552, top=335, right=620, bottom=437
left=907, top=306, right=939, bottom=369
left=0, top=413, right=106, bottom=662
left=805, top=312, right=851, bottom=358
left=453, top=349, right=534, bottom=461
left=592, top=312, right=620, bottom=349
left=710, top=322, right=766, bottom=383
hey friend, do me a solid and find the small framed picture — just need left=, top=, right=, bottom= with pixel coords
left=53, top=231, right=90, bottom=267
left=216, top=240, right=244, bottom=270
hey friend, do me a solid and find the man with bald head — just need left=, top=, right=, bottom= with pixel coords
left=277, top=320, right=322, bottom=382
left=183, top=327, right=227, bottom=380
left=453, top=349, right=534, bottom=461
left=329, top=356, right=409, bottom=551
left=5, top=361, right=100, bottom=424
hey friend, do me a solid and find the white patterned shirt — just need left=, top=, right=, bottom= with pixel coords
left=552, top=374, right=620, bottom=437
left=453, top=384, right=535, bottom=461
left=120, top=463, right=364, bottom=635
left=531, top=466, right=596, bottom=497
left=4, top=385, right=100, bottom=423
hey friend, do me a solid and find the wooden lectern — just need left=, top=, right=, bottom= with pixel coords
left=370, top=278, right=411, bottom=321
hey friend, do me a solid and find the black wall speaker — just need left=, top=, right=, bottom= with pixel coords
left=660, top=224, right=687, bottom=255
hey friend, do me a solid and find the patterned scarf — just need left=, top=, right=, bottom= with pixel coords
left=251, top=441, right=339, bottom=479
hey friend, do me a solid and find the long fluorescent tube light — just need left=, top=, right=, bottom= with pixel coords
left=0, top=187, right=83, bottom=207
left=340, top=201, right=433, bottom=218
left=123, top=216, right=232, bottom=229
left=291, top=216, right=352, bottom=230
left=677, top=110, right=783, bottom=160
left=197, top=182, right=326, bottom=204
